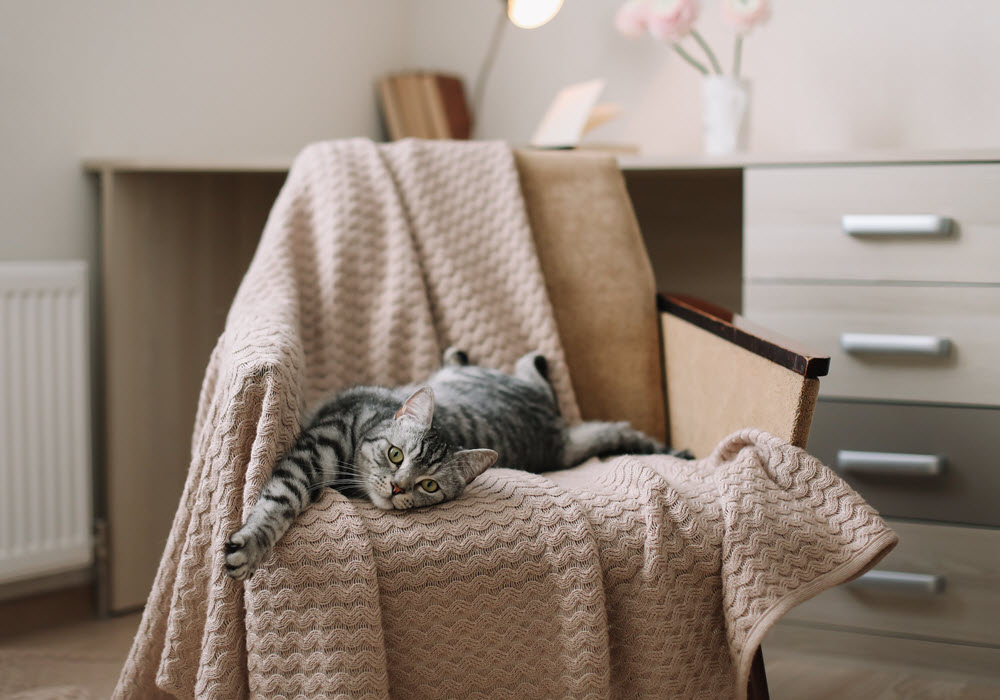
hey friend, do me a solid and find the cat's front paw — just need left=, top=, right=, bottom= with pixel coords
left=224, top=530, right=264, bottom=581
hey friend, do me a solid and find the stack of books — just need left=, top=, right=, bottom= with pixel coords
left=378, top=72, right=472, bottom=141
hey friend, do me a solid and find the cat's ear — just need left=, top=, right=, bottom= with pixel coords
left=452, top=449, right=498, bottom=484
left=395, top=385, right=435, bottom=429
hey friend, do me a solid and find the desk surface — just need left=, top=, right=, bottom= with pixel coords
left=83, top=148, right=1000, bottom=174
left=620, top=148, right=1000, bottom=170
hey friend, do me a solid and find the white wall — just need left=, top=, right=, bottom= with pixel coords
left=4, top=0, right=999, bottom=263
left=406, top=0, right=1000, bottom=156
left=0, top=0, right=408, bottom=261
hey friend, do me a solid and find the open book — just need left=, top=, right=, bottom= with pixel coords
left=530, top=79, right=634, bottom=152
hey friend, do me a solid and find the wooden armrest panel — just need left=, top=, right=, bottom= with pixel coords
left=658, top=294, right=829, bottom=457
left=658, top=294, right=829, bottom=378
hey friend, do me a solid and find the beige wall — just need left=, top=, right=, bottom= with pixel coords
left=0, top=0, right=407, bottom=261
left=407, top=0, right=1000, bottom=156
left=3, top=0, right=998, bottom=263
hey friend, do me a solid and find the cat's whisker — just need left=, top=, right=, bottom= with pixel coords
left=330, top=458, right=363, bottom=469
left=306, top=479, right=341, bottom=491
left=333, top=461, right=366, bottom=472
left=330, top=460, right=367, bottom=474
left=307, top=475, right=366, bottom=492
left=330, top=467, right=367, bottom=480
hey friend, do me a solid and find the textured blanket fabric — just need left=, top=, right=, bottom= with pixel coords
left=113, top=139, right=896, bottom=699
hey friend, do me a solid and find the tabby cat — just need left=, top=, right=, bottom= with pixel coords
left=224, top=348, right=671, bottom=580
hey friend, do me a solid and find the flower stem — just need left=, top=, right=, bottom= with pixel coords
left=691, top=29, right=723, bottom=74
left=671, top=42, right=709, bottom=75
left=733, top=34, right=744, bottom=78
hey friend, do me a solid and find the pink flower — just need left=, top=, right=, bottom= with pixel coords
left=646, top=0, right=700, bottom=42
left=615, top=0, right=649, bottom=39
left=722, top=0, right=770, bottom=33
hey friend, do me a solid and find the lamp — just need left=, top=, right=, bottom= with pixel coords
left=507, top=0, right=563, bottom=29
left=471, top=0, right=564, bottom=132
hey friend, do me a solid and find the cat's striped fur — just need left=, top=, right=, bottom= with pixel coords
left=224, top=348, right=670, bottom=580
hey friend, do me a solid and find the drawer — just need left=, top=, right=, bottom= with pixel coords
left=808, top=400, right=1000, bottom=527
left=766, top=624, right=1000, bottom=682
left=743, top=283, right=1000, bottom=405
left=745, top=163, right=1000, bottom=284
left=783, top=520, right=1000, bottom=646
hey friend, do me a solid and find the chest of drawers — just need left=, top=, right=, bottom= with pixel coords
left=742, top=159, right=1000, bottom=677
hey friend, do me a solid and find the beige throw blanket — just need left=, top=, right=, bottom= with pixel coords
left=114, top=139, right=896, bottom=699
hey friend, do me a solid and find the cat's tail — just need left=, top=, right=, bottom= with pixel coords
left=562, top=421, right=691, bottom=467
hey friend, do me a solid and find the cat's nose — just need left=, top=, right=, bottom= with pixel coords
left=391, top=482, right=405, bottom=495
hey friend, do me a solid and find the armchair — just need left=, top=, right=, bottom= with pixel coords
left=120, top=141, right=888, bottom=700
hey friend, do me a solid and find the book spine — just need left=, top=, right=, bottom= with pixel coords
left=399, top=73, right=431, bottom=139
left=422, top=74, right=450, bottom=139
left=436, top=75, right=472, bottom=140
left=378, top=76, right=405, bottom=140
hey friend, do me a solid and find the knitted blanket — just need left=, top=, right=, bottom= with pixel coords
left=114, top=139, right=897, bottom=699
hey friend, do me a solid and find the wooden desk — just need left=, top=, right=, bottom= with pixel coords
left=84, top=155, right=750, bottom=611
left=87, top=162, right=287, bottom=611
left=86, top=149, right=1000, bottom=687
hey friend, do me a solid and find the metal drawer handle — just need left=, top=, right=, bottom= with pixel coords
left=848, top=570, right=946, bottom=595
left=842, top=214, right=954, bottom=237
left=840, top=332, right=952, bottom=357
left=837, top=450, right=945, bottom=477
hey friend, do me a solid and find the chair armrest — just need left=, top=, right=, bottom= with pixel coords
left=658, top=294, right=829, bottom=379
left=658, top=294, right=830, bottom=458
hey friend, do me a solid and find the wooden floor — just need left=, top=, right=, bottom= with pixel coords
left=2, top=613, right=1000, bottom=698
left=0, top=612, right=140, bottom=699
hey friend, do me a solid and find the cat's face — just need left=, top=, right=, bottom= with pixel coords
left=355, top=386, right=497, bottom=510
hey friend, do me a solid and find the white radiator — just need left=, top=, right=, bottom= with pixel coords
left=0, top=262, right=92, bottom=585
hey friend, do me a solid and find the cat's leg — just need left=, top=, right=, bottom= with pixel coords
left=442, top=346, right=470, bottom=366
left=224, top=437, right=319, bottom=581
left=514, top=351, right=550, bottom=386
left=562, top=421, right=670, bottom=467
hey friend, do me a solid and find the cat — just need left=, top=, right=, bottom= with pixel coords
left=224, top=347, right=675, bottom=580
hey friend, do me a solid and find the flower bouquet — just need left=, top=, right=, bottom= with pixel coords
left=615, top=0, right=771, bottom=154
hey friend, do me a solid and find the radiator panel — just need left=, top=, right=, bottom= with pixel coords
left=0, top=262, right=92, bottom=585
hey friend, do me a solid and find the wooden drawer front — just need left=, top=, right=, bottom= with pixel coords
left=743, top=283, right=1000, bottom=405
left=745, top=164, right=1000, bottom=284
left=808, top=400, right=1000, bottom=527
left=784, top=521, right=1000, bottom=646
left=766, top=624, right=1000, bottom=682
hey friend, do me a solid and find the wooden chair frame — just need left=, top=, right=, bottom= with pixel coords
left=659, top=293, right=830, bottom=700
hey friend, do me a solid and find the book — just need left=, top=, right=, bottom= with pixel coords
left=530, top=79, right=626, bottom=150
left=583, top=103, right=623, bottom=135
left=422, top=74, right=450, bottom=139
left=376, top=72, right=472, bottom=141
left=378, top=77, right=405, bottom=141
left=398, top=74, right=430, bottom=138
left=570, top=142, right=640, bottom=155
left=435, top=75, right=472, bottom=140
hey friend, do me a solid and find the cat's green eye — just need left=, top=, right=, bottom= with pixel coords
left=387, top=446, right=404, bottom=465
left=419, top=479, right=439, bottom=493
